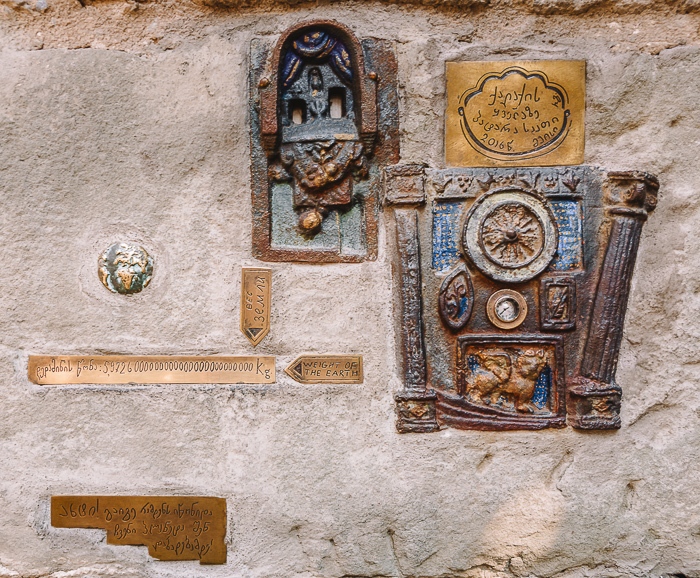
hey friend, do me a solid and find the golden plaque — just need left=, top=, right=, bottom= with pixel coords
left=28, top=355, right=275, bottom=385
left=445, top=60, right=585, bottom=167
left=240, top=267, right=271, bottom=346
left=285, top=355, right=363, bottom=384
left=51, top=496, right=226, bottom=564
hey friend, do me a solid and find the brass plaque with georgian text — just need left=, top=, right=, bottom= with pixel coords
left=446, top=60, right=585, bottom=167
left=51, top=496, right=226, bottom=564
left=240, top=267, right=272, bottom=346
left=28, top=355, right=275, bottom=385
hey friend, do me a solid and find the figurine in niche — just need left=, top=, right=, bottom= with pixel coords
left=467, top=352, right=512, bottom=404
left=273, top=30, right=369, bottom=236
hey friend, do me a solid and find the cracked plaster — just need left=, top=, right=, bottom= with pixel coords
left=0, top=1, right=699, bottom=577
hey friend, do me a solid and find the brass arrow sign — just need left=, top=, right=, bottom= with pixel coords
left=240, top=267, right=271, bottom=346
left=285, top=355, right=363, bottom=384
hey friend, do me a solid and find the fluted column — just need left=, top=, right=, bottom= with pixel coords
left=385, top=165, right=439, bottom=433
left=570, top=171, right=659, bottom=430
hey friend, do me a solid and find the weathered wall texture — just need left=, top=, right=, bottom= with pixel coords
left=0, top=1, right=699, bottom=577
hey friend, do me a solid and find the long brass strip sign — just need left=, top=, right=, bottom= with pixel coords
left=28, top=355, right=275, bottom=385
left=240, top=267, right=271, bottom=346
left=285, top=355, right=363, bottom=384
left=51, top=496, right=226, bottom=564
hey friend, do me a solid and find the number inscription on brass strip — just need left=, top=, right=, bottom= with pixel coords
left=51, top=496, right=226, bottom=564
left=445, top=60, right=585, bottom=167
left=240, top=267, right=272, bottom=346
left=28, top=355, right=275, bottom=385
left=285, top=355, right=363, bottom=384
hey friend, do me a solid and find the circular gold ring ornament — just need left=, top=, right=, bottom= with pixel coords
left=463, top=189, right=558, bottom=283
left=486, top=289, right=528, bottom=330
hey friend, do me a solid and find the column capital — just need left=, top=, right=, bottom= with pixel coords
left=604, top=171, right=659, bottom=217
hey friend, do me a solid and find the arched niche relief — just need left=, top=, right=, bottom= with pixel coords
left=250, top=20, right=399, bottom=262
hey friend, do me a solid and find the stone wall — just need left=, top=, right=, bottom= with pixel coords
left=0, top=1, right=698, bottom=577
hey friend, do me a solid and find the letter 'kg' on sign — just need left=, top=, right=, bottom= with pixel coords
left=240, top=267, right=272, bottom=346
left=285, top=355, right=363, bottom=384
left=51, top=496, right=226, bottom=564
left=445, top=61, right=585, bottom=167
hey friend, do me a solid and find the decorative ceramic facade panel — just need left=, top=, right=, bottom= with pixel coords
left=250, top=20, right=399, bottom=263
left=387, top=166, right=658, bottom=432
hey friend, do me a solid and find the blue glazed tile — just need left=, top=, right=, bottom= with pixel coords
left=531, top=365, right=551, bottom=409
left=433, top=202, right=464, bottom=272
left=549, top=200, right=583, bottom=271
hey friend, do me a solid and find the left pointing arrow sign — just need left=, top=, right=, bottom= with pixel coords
left=285, top=355, right=363, bottom=384
left=240, top=267, right=272, bottom=346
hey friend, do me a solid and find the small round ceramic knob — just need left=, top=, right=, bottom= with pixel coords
left=98, top=242, right=154, bottom=295
left=298, top=208, right=324, bottom=234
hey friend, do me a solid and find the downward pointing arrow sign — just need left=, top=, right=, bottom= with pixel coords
left=240, top=268, right=271, bottom=346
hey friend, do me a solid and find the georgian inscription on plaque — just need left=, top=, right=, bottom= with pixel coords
left=446, top=61, right=585, bottom=167
left=438, top=265, right=473, bottom=332
left=51, top=496, right=226, bottom=564
left=285, top=355, right=363, bottom=384
left=240, top=267, right=272, bottom=346
left=28, top=355, right=275, bottom=385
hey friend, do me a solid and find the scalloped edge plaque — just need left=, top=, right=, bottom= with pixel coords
left=446, top=60, right=585, bottom=167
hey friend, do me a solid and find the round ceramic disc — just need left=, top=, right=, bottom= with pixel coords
left=463, top=189, right=558, bottom=283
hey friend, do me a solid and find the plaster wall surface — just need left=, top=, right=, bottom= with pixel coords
left=0, top=1, right=699, bottom=577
